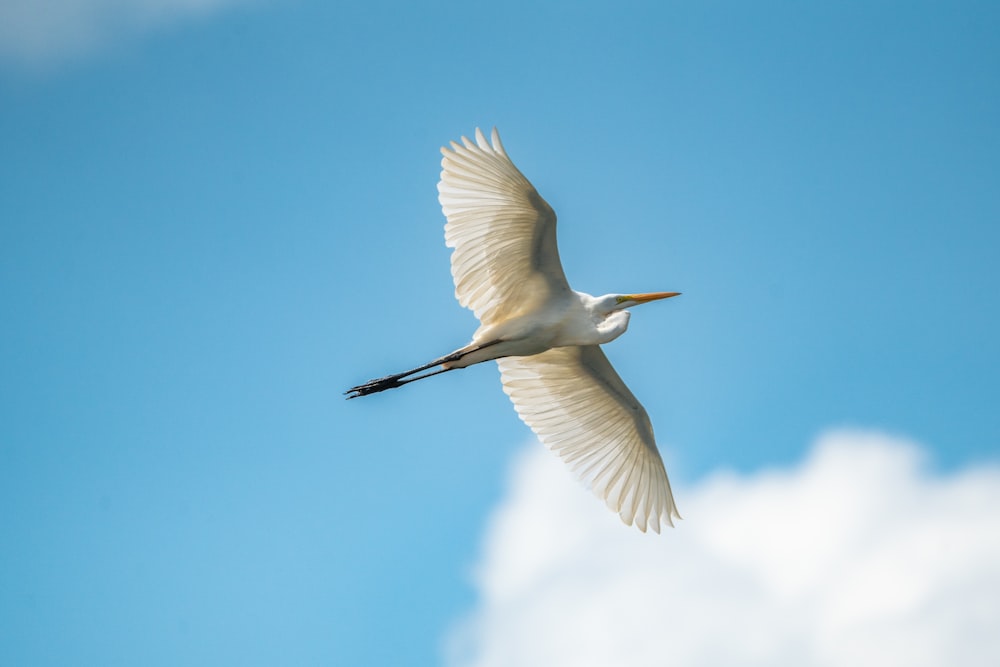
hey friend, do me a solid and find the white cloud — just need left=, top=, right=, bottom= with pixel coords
left=447, top=431, right=1000, bottom=667
left=0, top=0, right=257, bottom=67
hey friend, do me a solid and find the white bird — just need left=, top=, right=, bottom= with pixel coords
left=347, top=128, right=682, bottom=532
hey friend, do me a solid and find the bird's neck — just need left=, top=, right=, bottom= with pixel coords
left=577, top=292, right=632, bottom=343
left=595, top=309, right=631, bottom=343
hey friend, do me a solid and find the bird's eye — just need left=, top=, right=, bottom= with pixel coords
left=615, top=296, right=629, bottom=304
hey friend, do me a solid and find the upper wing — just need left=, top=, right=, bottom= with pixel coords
left=438, top=128, right=570, bottom=328
left=498, top=345, right=680, bottom=533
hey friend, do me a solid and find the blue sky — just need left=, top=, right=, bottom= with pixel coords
left=1, top=2, right=998, bottom=666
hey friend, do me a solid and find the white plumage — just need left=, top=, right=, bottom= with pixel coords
left=347, top=128, right=681, bottom=532
left=440, top=130, right=568, bottom=336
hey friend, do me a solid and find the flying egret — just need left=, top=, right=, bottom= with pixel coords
left=346, top=128, right=681, bottom=532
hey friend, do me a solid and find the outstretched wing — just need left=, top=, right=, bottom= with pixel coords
left=498, top=345, right=680, bottom=533
left=438, top=128, right=571, bottom=328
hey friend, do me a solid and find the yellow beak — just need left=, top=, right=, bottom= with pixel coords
left=629, top=291, right=681, bottom=304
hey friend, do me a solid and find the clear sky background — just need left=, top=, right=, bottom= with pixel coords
left=2, top=2, right=998, bottom=666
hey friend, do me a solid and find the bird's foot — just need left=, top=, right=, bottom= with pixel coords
left=344, top=374, right=406, bottom=399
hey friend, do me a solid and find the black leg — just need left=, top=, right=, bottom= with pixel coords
left=344, top=338, right=506, bottom=399
left=344, top=366, right=455, bottom=399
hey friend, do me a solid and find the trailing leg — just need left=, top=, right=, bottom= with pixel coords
left=344, top=339, right=504, bottom=399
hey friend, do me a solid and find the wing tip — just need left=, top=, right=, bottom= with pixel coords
left=622, top=505, right=681, bottom=534
left=440, top=126, right=506, bottom=157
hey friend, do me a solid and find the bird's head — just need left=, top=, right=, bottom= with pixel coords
left=606, top=291, right=681, bottom=312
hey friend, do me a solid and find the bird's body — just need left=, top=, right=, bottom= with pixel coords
left=347, top=128, right=681, bottom=532
left=443, top=291, right=631, bottom=369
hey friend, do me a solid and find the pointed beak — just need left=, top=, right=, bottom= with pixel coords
left=629, top=291, right=681, bottom=304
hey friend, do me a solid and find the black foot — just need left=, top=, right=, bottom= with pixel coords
left=344, top=374, right=406, bottom=399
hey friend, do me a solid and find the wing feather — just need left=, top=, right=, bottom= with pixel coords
left=498, top=345, right=680, bottom=533
left=438, top=128, right=570, bottom=328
